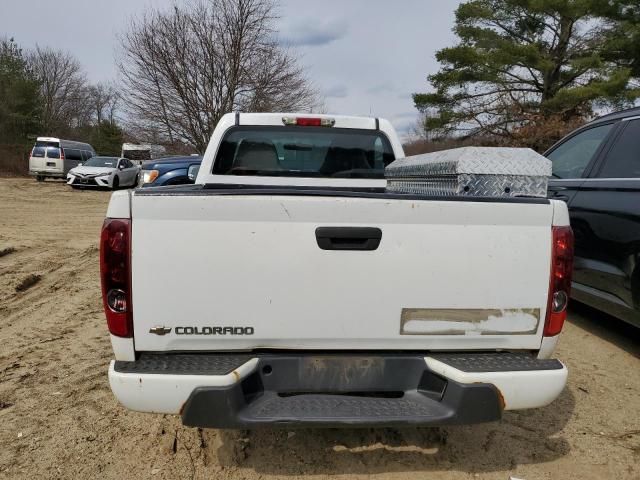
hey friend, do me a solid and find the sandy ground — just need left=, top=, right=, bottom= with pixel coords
left=0, top=176, right=638, bottom=480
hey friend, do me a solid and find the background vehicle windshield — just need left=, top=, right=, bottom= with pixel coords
left=83, top=157, right=118, bottom=168
left=213, top=126, right=395, bottom=178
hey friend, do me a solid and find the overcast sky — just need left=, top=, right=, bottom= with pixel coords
left=0, top=0, right=461, bottom=136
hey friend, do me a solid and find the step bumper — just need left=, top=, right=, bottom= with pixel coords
left=108, top=352, right=567, bottom=428
left=425, top=354, right=567, bottom=411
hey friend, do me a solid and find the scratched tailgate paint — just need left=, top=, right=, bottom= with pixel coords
left=400, top=308, right=540, bottom=335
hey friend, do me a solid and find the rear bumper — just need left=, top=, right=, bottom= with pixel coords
left=108, top=352, right=567, bottom=428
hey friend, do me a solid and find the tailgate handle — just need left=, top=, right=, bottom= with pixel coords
left=315, top=227, right=382, bottom=251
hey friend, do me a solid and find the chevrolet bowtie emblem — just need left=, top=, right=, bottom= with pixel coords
left=149, top=326, right=172, bottom=335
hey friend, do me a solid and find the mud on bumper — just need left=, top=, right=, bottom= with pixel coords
left=110, top=353, right=566, bottom=428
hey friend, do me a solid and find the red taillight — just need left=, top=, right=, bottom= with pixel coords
left=544, top=226, right=574, bottom=336
left=60, top=148, right=65, bottom=160
left=100, top=218, right=132, bottom=337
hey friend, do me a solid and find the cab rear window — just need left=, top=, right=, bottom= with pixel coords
left=212, top=126, right=395, bottom=178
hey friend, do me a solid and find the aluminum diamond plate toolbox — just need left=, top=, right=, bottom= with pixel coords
left=385, top=147, right=552, bottom=197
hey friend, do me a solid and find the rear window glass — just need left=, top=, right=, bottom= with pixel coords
left=213, top=126, right=395, bottom=178
left=36, top=141, right=59, bottom=148
left=46, top=147, right=60, bottom=159
left=31, top=146, right=45, bottom=157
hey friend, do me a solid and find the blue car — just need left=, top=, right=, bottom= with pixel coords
left=140, top=155, right=202, bottom=187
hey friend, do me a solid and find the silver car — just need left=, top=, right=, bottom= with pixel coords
left=67, top=157, right=140, bottom=189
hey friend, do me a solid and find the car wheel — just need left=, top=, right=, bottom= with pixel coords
left=112, top=175, right=119, bottom=190
left=36, top=175, right=44, bottom=182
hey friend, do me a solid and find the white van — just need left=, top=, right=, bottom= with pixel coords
left=29, top=137, right=96, bottom=181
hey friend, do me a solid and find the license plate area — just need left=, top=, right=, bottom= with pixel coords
left=298, top=356, right=385, bottom=389
left=256, top=355, right=427, bottom=394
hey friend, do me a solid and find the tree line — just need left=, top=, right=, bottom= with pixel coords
left=0, top=37, right=124, bottom=155
left=413, top=0, right=640, bottom=152
left=0, top=0, right=318, bottom=161
left=5, top=0, right=637, bottom=160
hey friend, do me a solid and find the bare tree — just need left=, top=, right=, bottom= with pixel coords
left=88, top=82, right=120, bottom=124
left=119, top=0, right=320, bottom=153
left=28, top=46, right=91, bottom=135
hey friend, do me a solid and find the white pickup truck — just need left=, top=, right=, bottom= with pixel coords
left=102, top=113, right=573, bottom=428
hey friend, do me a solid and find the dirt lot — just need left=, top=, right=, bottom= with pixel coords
left=0, top=177, right=638, bottom=480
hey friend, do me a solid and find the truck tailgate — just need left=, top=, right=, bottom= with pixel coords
left=130, top=192, right=553, bottom=351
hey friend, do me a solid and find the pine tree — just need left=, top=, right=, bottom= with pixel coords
left=90, top=121, right=124, bottom=156
left=0, top=37, right=42, bottom=144
left=600, top=0, right=640, bottom=82
left=413, top=0, right=640, bottom=149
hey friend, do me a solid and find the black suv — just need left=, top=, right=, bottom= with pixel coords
left=545, top=107, right=640, bottom=328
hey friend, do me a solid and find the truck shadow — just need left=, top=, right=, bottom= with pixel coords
left=229, top=388, right=575, bottom=475
left=568, top=303, right=639, bottom=357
